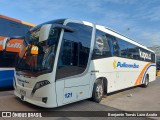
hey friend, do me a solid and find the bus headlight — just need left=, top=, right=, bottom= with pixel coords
left=31, top=80, right=50, bottom=95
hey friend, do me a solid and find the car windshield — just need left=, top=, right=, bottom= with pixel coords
left=16, top=26, right=61, bottom=73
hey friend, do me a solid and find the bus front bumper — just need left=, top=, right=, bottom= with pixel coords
left=14, top=83, right=58, bottom=108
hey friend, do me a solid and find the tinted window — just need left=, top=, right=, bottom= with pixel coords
left=138, top=47, right=155, bottom=62
left=56, top=23, right=92, bottom=79
left=157, top=62, right=160, bottom=70
left=117, top=39, right=128, bottom=58
left=151, top=53, right=156, bottom=63
left=0, top=18, right=31, bottom=37
left=0, top=51, right=17, bottom=67
left=127, top=43, right=139, bottom=60
left=112, top=37, right=120, bottom=56
left=92, top=30, right=112, bottom=59
left=117, top=39, right=155, bottom=62
left=108, top=34, right=155, bottom=62
left=91, top=28, right=155, bottom=63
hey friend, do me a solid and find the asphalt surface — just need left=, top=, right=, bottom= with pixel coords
left=0, top=77, right=159, bottom=120
left=101, top=77, right=160, bottom=111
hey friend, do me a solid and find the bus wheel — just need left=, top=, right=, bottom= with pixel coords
left=142, top=75, right=149, bottom=88
left=92, top=79, right=104, bottom=103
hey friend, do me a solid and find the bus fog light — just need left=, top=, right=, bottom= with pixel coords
left=42, top=97, right=48, bottom=103
left=31, top=80, right=50, bottom=95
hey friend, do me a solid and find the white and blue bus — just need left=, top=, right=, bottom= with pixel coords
left=14, top=19, right=156, bottom=108
left=0, top=15, right=34, bottom=88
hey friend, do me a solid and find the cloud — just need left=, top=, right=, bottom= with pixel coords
left=142, top=6, right=160, bottom=21
left=141, top=32, right=160, bottom=46
left=131, top=1, right=160, bottom=22
left=0, top=0, right=160, bottom=47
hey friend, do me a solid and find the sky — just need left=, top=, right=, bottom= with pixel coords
left=0, top=0, right=160, bottom=47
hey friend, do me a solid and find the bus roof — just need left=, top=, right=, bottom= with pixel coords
left=0, top=15, right=35, bottom=27
left=24, top=18, right=154, bottom=53
left=30, top=19, right=66, bottom=31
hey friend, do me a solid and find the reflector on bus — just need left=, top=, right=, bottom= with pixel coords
left=31, top=45, right=38, bottom=55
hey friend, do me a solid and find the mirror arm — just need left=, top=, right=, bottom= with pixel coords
left=52, top=24, right=75, bottom=32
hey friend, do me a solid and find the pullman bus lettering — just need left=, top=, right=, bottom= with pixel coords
left=0, top=40, right=22, bottom=49
left=7, top=42, right=22, bottom=49
left=117, top=62, right=139, bottom=68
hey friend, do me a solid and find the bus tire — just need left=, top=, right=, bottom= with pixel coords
left=92, top=79, right=104, bottom=103
left=142, top=75, right=149, bottom=88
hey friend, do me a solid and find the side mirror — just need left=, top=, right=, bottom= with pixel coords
left=39, top=24, right=75, bottom=42
left=39, top=24, right=52, bottom=42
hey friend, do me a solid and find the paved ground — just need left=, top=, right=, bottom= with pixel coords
left=0, top=77, right=159, bottom=120
left=101, top=77, right=160, bottom=111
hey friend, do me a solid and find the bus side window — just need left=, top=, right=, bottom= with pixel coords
left=56, top=23, right=92, bottom=80
left=0, top=51, right=17, bottom=67
left=92, top=30, right=112, bottom=60
left=128, top=43, right=139, bottom=60
left=112, top=38, right=120, bottom=57
left=118, top=39, right=128, bottom=58
left=0, top=18, right=31, bottom=37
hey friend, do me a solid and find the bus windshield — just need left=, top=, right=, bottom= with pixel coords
left=16, top=26, right=61, bottom=74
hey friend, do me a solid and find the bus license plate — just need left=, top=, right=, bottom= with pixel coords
left=20, top=89, right=26, bottom=96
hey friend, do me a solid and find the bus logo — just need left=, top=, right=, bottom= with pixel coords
left=96, top=36, right=104, bottom=52
left=113, top=60, right=117, bottom=69
left=7, top=43, right=21, bottom=49
left=113, top=60, right=139, bottom=69
left=0, top=40, right=22, bottom=49
left=139, top=49, right=151, bottom=60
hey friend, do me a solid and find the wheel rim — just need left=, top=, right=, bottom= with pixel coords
left=96, top=84, right=103, bottom=99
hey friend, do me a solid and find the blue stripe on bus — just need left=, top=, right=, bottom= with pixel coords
left=0, top=70, right=14, bottom=87
left=142, top=64, right=156, bottom=84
